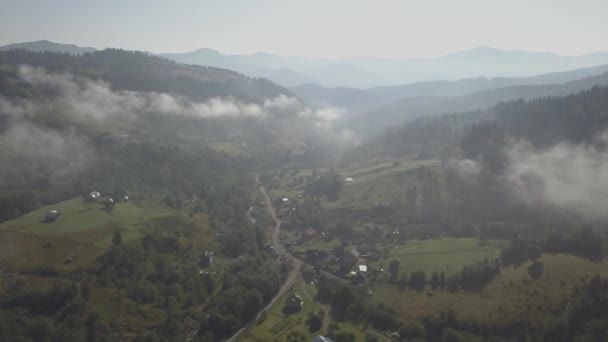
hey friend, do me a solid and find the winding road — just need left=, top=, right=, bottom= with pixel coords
left=224, top=177, right=302, bottom=342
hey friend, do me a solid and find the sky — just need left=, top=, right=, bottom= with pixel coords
left=0, top=0, right=606, bottom=58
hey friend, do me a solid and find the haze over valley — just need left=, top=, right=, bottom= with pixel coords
left=2, top=1, right=608, bottom=341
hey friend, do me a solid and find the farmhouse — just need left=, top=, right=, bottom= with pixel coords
left=44, top=210, right=62, bottom=222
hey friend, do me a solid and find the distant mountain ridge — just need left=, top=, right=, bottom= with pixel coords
left=161, top=46, right=608, bottom=88
left=0, top=40, right=97, bottom=55
left=352, top=70, right=608, bottom=136
left=161, top=48, right=317, bottom=87
left=290, top=63, right=608, bottom=116
left=4, top=40, right=608, bottom=88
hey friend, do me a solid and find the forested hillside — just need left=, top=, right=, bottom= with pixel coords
left=353, top=72, right=608, bottom=136
left=345, top=85, right=608, bottom=163
left=0, top=49, right=289, bottom=103
left=0, top=50, right=356, bottom=224
left=0, top=50, right=305, bottom=341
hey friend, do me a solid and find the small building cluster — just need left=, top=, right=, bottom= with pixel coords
left=88, top=191, right=101, bottom=200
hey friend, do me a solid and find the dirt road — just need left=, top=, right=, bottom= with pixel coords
left=224, top=178, right=302, bottom=342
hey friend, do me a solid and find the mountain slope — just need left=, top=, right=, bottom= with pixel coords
left=0, top=49, right=290, bottom=103
left=289, top=83, right=383, bottom=114
left=161, top=48, right=316, bottom=87
left=0, top=40, right=97, bottom=54
left=343, top=83, right=608, bottom=169
left=290, top=64, right=608, bottom=118
left=353, top=71, right=608, bottom=136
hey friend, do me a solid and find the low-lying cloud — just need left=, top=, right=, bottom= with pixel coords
left=0, top=66, right=357, bottom=186
left=451, top=135, right=608, bottom=219
left=0, top=122, right=92, bottom=186
left=505, top=137, right=608, bottom=219
left=15, top=65, right=351, bottom=126
left=16, top=65, right=270, bottom=120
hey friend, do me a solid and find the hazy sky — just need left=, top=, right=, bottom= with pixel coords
left=0, top=0, right=606, bottom=58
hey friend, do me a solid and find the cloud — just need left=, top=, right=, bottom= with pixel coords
left=504, top=137, right=608, bottom=218
left=0, top=66, right=360, bottom=185
left=0, top=121, right=92, bottom=187
left=449, top=158, right=481, bottom=178
left=16, top=65, right=269, bottom=120
left=14, top=66, right=354, bottom=125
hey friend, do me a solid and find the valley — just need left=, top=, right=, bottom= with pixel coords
left=1, top=11, right=608, bottom=341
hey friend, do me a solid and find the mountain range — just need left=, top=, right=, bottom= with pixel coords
left=5, top=40, right=608, bottom=138
left=351, top=70, right=608, bottom=136
left=290, top=63, right=608, bottom=113
left=0, top=40, right=97, bottom=55
left=160, top=46, right=608, bottom=88
left=4, top=40, right=608, bottom=88
left=290, top=64, right=608, bottom=135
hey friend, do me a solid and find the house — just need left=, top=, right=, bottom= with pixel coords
left=350, top=248, right=361, bottom=259
left=199, top=251, right=213, bottom=268
left=44, top=210, right=62, bottom=222
left=358, top=264, right=368, bottom=273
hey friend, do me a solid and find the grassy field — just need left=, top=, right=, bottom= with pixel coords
left=0, top=194, right=218, bottom=338
left=290, top=238, right=343, bottom=254
left=370, top=238, right=502, bottom=277
left=0, top=197, right=173, bottom=271
left=370, top=253, right=608, bottom=329
left=324, top=158, right=440, bottom=212
left=0, top=194, right=218, bottom=273
left=208, top=141, right=251, bottom=157
left=265, top=158, right=440, bottom=213
left=266, top=169, right=315, bottom=203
